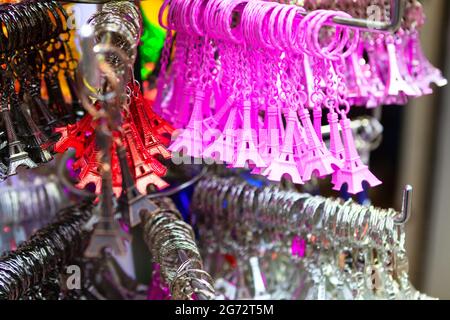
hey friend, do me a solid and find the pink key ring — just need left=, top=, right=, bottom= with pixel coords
left=285, top=6, right=306, bottom=53
left=213, top=0, right=232, bottom=40
left=159, top=0, right=171, bottom=30
left=189, top=0, right=206, bottom=36
left=180, top=0, right=196, bottom=34
left=171, top=0, right=191, bottom=34
left=259, top=1, right=282, bottom=49
left=176, top=0, right=189, bottom=33
left=258, top=2, right=280, bottom=49
left=275, top=4, right=297, bottom=50
left=333, top=23, right=360, bottom=60
left=204, top=0, right=243, bottom=42
left=303, top=10, right=347, bottom=60
left=285, top=5, right=304, bottom=51
left=165, top=0, right=178, bottom=31
left=309, top=11, right=360, bottom=61
left=219, top=0, right=248, bottom=44
left=253, top=2, right=272, bottom=48
left=297, top=9, right=328, bottom=57
left=307, top=11, right=350, bottom=61
left=254, top=1, right=275, bottom=49
left=241, top=0, right=263, bottom=47
left=203, top=0, right=221, bottom=39
left=267, top=2, right=285, bottom=51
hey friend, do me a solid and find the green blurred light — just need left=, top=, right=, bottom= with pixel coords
left=140, top=8, right=166, bottom=80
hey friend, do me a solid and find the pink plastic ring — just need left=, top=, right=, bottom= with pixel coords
left=286, top=7, right=305, bottom=53
left=268, top=3, right=285, bottom=51
left=298, top=10, right=326, bottom=56
left=309, top=11, right=359, bottom=61
left=159, top=0, right=171, bottom=30
left=275, top=4, right=293, bottom=50
left=189, top=0, right=205, bottom=36
left=180, top=0, right=194, bottom=34
left=203, top=0, right=221, bottom=38
left=259, top=3, right=278, bottom=49
left=309, top=11, right=349, bottom=60
left=220, top=0, right=247, bottom=43
left=242, top=0, right=260, bottom=46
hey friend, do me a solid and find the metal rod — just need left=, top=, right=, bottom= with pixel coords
left=60, top=0, right=405, bottom=33
left=300, top=0, right=405, bottom=32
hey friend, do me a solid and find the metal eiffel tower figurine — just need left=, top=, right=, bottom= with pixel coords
left=85, top=126, right=130, bottom=258
left=117, top=144, right=159, bottom=228
left=1, top=91, right=37, bottom=176
left=14, top=92, right=54, bottom=163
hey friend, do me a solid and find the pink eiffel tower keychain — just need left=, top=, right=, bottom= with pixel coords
left=255, top=97, right=283, bottom=175
left=297, top=61, right=341, bottom=182
left=332, top=60, right=382, bottom=194
left=233, top=95, right=266, bottom=169
left=169, top=88, right=208, bottom=159
left=233, top=45, right=266, bottom=169
left=385, top=36, right=418, bottom=97
left=322, top=61, right=345, bottom=184
left=263, top=92, right=305, bottom=184
left=332, top=113, right=382, bottom=194
left=203, top=103, right=238, bottom=164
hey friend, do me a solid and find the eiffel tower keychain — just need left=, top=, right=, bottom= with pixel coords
left=85, top=120, right=130, bottom=258
left=0, top=73, right=37, bottom=176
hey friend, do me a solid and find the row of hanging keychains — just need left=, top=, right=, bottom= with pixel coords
left=155, top=0, right=448, bottom=113
left=0, top=1, right=82, bottom=181
left=54, top=81, right=175, bottom=197
left=282, top=0, right=448, bottom=107
left=155, top=0, right=445, bottom=194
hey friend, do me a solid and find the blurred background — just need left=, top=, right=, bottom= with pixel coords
left=366, top=0, right=450, bottom=299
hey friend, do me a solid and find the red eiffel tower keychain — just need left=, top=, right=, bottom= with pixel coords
left=54, top=82, right=174, bottom=201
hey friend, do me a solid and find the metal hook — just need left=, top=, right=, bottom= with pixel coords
left=395, top=184, right=412, bottom=225
left=296, top=0, right=405, bottom=32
